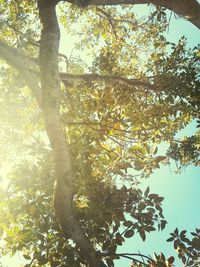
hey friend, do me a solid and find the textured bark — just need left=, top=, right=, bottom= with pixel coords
left=37, top=1, right=106, bottom=266
left=65, top=0, right=200, bottom=29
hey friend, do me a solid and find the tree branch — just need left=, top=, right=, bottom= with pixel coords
left=60, top=72, right=157, bottom=90
left=0, top=41, right=157, bottom=100
left=100, top=252, right=154, bottom=266
left=62, top=0, right=200, bottom=29
left=0, top=40, right=42, bottom=106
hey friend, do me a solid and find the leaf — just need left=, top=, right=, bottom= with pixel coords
left=139, top=230, right=146, bottom=241
left=134, top=160, right=144, bottom=171
left=112, top=224, right=119, bottom=233
left=153, top=146, right=158, bottom=155
left=144, top=186, right=150, bottom=197
left=180, top=230, right=187, bottom=236
left=117, top=162, right=132, bottom=170
left=115, top=232, right=125, bottom=245
left=148, top=194, right=158, bottom=199
left=146, top=226, right=156, bottom=232
left=123, top=221, right=133, bottom=227
left=156, top=156, right=166, bottom=161
left=124, top=229, right=134, bottom=238
left=138, top=201, right=145, bottom=212
left=23, top=254, right=31, bottom=260
left=174, top=240, right=179, bottom=249
left=160, top=220, right=167, bottom=230
left=167, top=256, right=175, bottom=264
left=115, top=238, right=122, bottom=246
left=182, top=256, right=186, bottom=264
left=174, top=228, right=179, bottom=236
left=166, top=236, right=174, bottom=242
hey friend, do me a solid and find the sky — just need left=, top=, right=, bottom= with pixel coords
left=116, top=135, right=200, bottom=266
left=1, top=2, right=200, bottom=267
left=114, top=7, right=200, bottom=266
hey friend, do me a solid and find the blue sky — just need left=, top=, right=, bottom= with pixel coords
left=115, top=6, right=200, bottom=266
left=116, top=165, right=200, bottom=266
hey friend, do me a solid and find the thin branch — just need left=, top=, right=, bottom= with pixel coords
left=120, top=255, right=145, bottom=265
left=28, top=257, right=35, bottom=267
left=62, top=118, right=138, bottom=135
left=101, top=252, right=153, bottom=263
left=0, top=39, right=157, bottom=93
left=96, top=7, right=118, bottom=38
left=61, top=0, right=200, bottom=30
left=60, top=72, right=157, bottom=90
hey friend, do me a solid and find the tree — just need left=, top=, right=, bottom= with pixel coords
left=67, top=0, right=200, bottom=29
left=0, top=0, right=199, bottom=267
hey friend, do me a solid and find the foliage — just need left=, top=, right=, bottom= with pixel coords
left=0, top=1, right=199, bottom=267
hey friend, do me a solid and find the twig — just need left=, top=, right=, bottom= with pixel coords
left=96, top=7, right=118, bottom=38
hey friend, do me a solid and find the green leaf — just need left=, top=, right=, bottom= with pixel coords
left=153, top=146, right=158, bottom=155
left=23, top=254, right=31, bottom=260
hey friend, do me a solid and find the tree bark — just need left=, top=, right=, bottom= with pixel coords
left=36, top=1, right=106, bottom=266
left=65, top=0, right=200, bottom=29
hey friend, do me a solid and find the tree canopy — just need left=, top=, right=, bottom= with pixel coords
left=0, top=0, right=199, bottom=267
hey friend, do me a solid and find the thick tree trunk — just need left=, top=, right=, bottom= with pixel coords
left=37, top=1, right=106, bottom=266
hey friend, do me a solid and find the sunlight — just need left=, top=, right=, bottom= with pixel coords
left=0, top=1, right=200, bottom=267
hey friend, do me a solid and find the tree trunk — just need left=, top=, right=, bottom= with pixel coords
left=37, top=0, right=106, bottom=266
